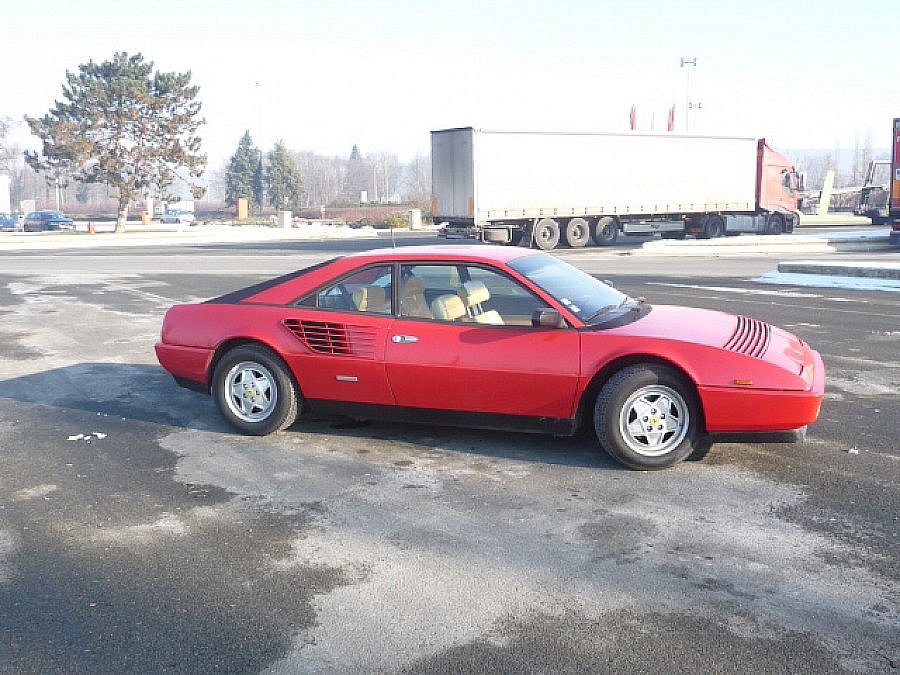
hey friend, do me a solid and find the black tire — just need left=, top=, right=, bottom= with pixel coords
left=702, top=215, right=725, bottom=239
left=212, top=344, right=300, bottom=435
left=563, top=218, right=590, bottom=248
left=591, top=216, right=619, bottom=246
left=593, top=364, right=704, bottom=470
left=765, top=213, right=784, bottom=235
left=786, top=212, right=798, bottom=232
left=534, top=218, right=560, bottom=250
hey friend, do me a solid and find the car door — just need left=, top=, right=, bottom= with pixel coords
left=384, top=263, right=580, bottom=419
left=285, top=263, right=397, bottom=406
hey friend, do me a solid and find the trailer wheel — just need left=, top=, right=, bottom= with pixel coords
left=766, top=213, right=785, bottom=235
left=563, top=218, right=590, bottom=248
left=591, top=216, right=619, bottom=246
left=701, top=215, right=725, bottom=239
left=533, top=218, right=560, bottom=250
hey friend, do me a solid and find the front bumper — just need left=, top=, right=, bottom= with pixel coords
left=698, top=349, right=825, bottom=434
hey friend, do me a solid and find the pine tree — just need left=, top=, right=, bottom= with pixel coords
left=225, top=131, right=263, bottom=210
left=25, top=52, right=205, bottom=233
left=264, top=141, right=303, bottom=211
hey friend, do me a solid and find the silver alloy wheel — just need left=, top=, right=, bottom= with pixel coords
left=224, top=360, right=278, bottom=422
left=618, top=384, right=689, bottom=456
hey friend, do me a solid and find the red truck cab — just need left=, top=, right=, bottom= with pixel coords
left=758, top=139, right=801, bottom=217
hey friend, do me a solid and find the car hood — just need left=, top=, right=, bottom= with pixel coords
left=604, top=305, right=814, bottom=385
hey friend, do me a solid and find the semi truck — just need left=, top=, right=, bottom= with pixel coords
left=890, top=118, right=900, bottom=246
left=432, top=127, right=803, bottom=250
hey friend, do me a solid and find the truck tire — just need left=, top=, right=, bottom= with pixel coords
left=786, top=212, right=798, bottom=232
left=563, top=218, right=590, bottom=248
left=766, top=213, right=785, bottom=235
left=701, top=215, right=725, bottom=239
left=591, top=216, right=618, bottom=246
left=534, top=218, right=560, bottom=250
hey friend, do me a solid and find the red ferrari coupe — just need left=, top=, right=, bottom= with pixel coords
left=155, top=246, right=824, bottom=470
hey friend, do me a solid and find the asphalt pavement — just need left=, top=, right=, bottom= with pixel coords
left=0, top=232, right=896, bottom=673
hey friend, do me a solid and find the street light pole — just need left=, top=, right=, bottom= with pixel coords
left=680, top=57, right=697, bottom=133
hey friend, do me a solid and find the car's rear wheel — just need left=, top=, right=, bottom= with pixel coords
left=594, top=364, right=703, bottom=470
left=213, top=344, right=300, bottom=435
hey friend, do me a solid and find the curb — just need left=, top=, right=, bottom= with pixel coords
left=777, top=260, right=900, bottom=280
left=629, top=231, right=890, bottom=257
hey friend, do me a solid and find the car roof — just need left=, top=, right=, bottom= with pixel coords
left=343, top=245, right=539, bottom=265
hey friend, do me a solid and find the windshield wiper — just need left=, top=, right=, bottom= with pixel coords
left=583, top=297, right=631, bottom=323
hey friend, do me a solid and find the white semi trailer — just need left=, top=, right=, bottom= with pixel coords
left=432, top=127, right=802, bottom=249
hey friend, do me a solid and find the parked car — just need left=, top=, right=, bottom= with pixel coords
left=155, top=246, right=825, bottom=470
left=0, top=213, right=18, bottom=230
left=22, top=210, right=75, bottom=232
left=160, top=209, right=195, bottom=225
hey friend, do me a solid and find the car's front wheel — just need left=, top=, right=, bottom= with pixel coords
left=212, top=344, right=300, bottom=435
left=594, top=364, right=703, bottom=470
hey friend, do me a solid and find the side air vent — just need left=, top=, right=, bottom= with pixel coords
left=723, top=315, right=771, bottom=358
left=283, top=319, right=376, bottom=358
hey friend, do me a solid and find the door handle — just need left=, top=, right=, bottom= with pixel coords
left=391, top=334, right=419, bottom=343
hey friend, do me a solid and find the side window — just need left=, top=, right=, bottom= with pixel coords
left=781, top=170, right=794, bottom=192
left=461, top=266, right=545, bottom=326
left=400, top=263, right=544, bottom=326
left=398, top=264, right=463, bottom=319
left=299, top=265, right=393, bottom=314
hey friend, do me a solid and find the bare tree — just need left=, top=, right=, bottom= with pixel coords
left=398, top=153, right=431, bottom=206
left=368, top=152, right=400, bottom=203
left=0, top=117, right=11, bottom=171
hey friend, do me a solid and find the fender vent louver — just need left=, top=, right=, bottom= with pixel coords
left=724, top=315, right=771, bottom=358
left=283, top=319, right=376, bottom=358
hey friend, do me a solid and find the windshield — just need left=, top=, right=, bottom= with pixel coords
left=508, top=253, right=630, bottom=323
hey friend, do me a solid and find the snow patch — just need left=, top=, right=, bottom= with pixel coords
left=12, top=484, right=58, bottom=501
left=755, top=271, right=900, bottom=293
left=89, top=513, right=189, bottom=543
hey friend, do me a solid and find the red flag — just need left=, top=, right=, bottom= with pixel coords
left=629, top=105, right=636, bottom=131
left=667, top=104, right=675, bottom=132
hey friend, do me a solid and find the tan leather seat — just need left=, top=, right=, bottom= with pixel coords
left=431, top=294, right=466, bottom=321
left=352, top=285, right=388, bottom=313
left=458, top=280, right=504, bottom=325
left=399, top=276, right=431, bottom=318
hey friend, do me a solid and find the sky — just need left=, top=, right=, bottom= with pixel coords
left=3, top=0, right=899, bottom=170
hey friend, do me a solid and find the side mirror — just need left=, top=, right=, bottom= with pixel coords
left=532, top=308, right=566, bottom=328
left=796, top=171, right=806, bottom=192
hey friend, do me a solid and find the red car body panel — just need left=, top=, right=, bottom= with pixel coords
left=155, top=246, right=824, bottom=438
left=384, top=317, right=580, bottom=416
